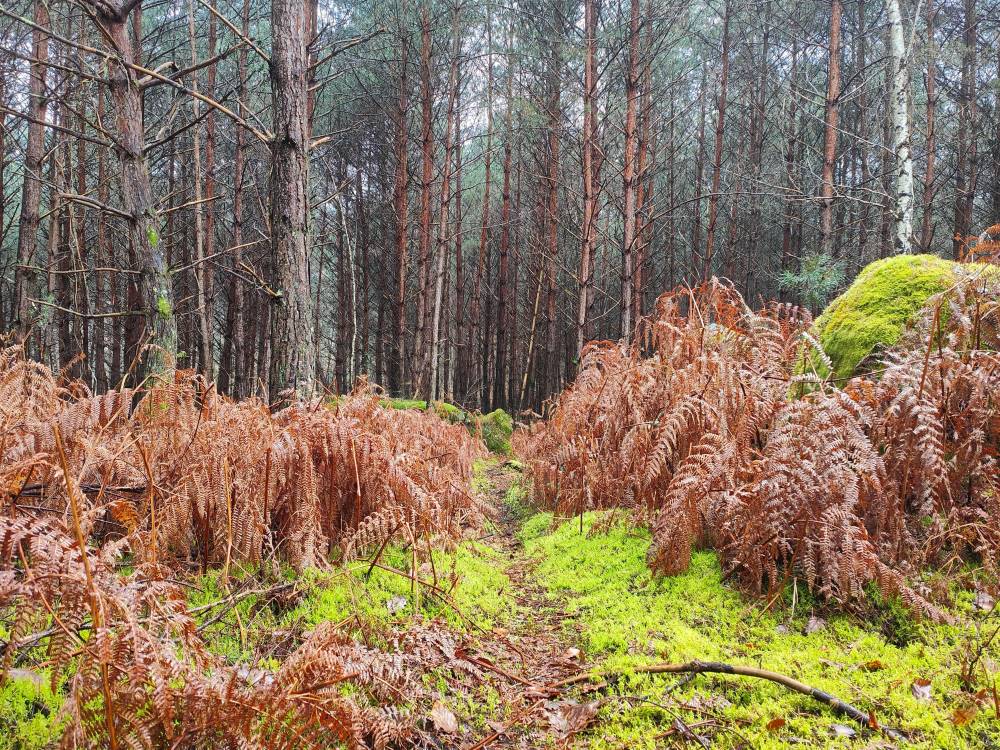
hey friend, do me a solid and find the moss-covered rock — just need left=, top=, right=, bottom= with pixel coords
left=815, top=254, right=962, bottom=380
left=478, top=409, right=513, bottom=455
left=381, top=398, right=512, bottom=454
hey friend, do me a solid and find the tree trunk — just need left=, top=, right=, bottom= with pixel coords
left=13, top=0, right=50, bottom=341
left=576, top=0, right=597, bottom=357
left=412, top=3, right=434, bottom=395
left=919, top=0, right=937, bottom=252
left=393, top=21, right=410, bottom=392
left=887, top=0, right=915, bottom=253
left=703, top=0, right=731, bottom=281
left=819, top=0, right=843, bottom=257
left=98, top=1, right=177, bottom=382
left=268, top=0, right=316, bottom=401
left=620, top=0, right=640, bottom=337
left=951, top=0, right=976, bottom=258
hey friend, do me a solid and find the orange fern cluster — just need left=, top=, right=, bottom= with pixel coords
left=1, top=354, right=487, bottom=571
left=1, top=512, right=421, bottom=748
left=517, top=273, right=1000, bottom=618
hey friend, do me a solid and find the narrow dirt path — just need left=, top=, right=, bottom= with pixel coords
left=462, top=460, right=588, bottom=749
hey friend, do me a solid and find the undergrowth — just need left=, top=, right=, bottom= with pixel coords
left=0, top=671, right=65, bottom=750
left=522, top=512, right=1000, bottom=749
left=190, top=540, right=517, bottom=662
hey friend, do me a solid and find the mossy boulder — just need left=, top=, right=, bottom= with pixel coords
left=384, top=398, right=512, bottom=454
left=815, top=254, right=961, bottom=380
left=478, top=409, right=513, bottom=455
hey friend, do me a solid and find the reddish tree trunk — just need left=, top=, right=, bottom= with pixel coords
left=819, top=0, right=843, bottom=257
left=703, top=0, right=730, bottom=281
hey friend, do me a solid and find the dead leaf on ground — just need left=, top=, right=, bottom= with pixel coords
left=911, top=678, right=932, bottom=701
left=830, top=723, right=857, bottom=738
left=431, top=702, right=459, bottom=734
left=952, top=704, right=979, bottom=727
left=544, top=700, right=600, bottom=739
left=766, top=717, right=786, bottom=731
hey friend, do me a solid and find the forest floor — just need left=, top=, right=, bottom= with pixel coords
left=6, top=459, right=999, bottom=749
left=426, top=459, right=1000, bottom=750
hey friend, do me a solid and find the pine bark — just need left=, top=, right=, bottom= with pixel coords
left=819, top=0, right=843, bottom=257
left=268, top=0, right=317, bottom=401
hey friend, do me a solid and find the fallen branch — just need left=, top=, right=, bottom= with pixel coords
left=553, top=660, right=906, bottom=742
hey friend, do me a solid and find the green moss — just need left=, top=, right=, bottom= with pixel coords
left=814, top=254, right=963, bottom=380
left=524, top=512, right=999, bottom=749
left=478, top=409, right=513, bottom=455
left=385, top=398, right=428, bottom=411
left=0, top=671, right=66, bottom=750
left=190, top=542, right=517, bottom=660
left=156, top=294, right=172, bottom=319
left=283, top=541, right=515, bottom=633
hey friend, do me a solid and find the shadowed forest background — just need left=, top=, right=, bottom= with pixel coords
left=1, top=0, right=997, bottom=408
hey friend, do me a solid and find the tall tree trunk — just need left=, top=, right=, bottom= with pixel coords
left=268, top=0, right=316, bottom=401
left=95, top=0, right=177, bottom=382
left=220, top=0, right=251, bottom=396
left=952, top=0, right=976, bottom=258
left=13, top=0, right=50, bottom=341
left=692, top=64, right=707, bottom=276
left=494, top=54, right=514, bottom=407
left=576, top=0, right=597, bottom=357
left=393, top=21, right=410, bottom=392
left=887, top=0, right=915, bottom=253
left=620, top=0, right=640, bottom=338
left=543, top=12, right=562, bottom=394
left=819, top=0, right=843, bottom=257
left=428, top=3, right=461, bottom=404
left=632, top=0, right=655, bottom=326
left=188, top=0, right=214, bottom=377
left=412, top=3, right=434, bottom=395
left=703, top=0, right=731, bottom=281
left=919, top=0, right=937, bottom=251
left=470, top=10, right=495, bottom=405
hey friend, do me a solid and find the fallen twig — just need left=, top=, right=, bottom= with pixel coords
left=552, top=659, right=906, bottom=742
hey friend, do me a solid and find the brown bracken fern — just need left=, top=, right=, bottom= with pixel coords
left=517, top=276, right=1000, bottom=620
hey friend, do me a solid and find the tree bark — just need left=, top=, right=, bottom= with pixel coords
left=951, top=0, right=976, bottom=258
left=887, top=0, right=914, bottom=253
left=919, top=0, right=937, bottom=252
left=13, top=0, right=50, bottom=341
left=703, top=0, right=730, bottom=281
left=576, top=0, right=597, bottom=357
left=620, top=0, right=641, bottom=338
left=393, top=18, right=410, bottom=392
left=412, top=3, right=435, bottom=395
left=819, top=0, right=843, bottom=258
left=268, top=0, right=317, bottom=401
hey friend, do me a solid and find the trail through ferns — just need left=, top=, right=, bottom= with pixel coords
left=3, top=266, right=1000, bottom=748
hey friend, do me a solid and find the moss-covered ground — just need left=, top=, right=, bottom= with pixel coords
left=8, top=462, right=998, bottom=748
left=520, top=510, right=1000, bottom=749
left=189, top=537, right=517, bottom=663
